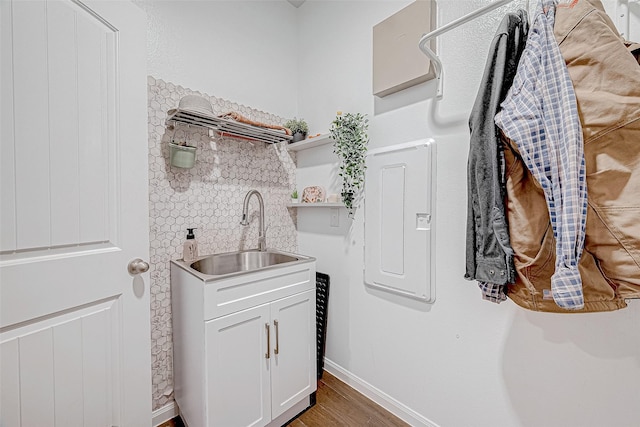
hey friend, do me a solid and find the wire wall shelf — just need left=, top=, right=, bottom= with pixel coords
left=166, top=109, right=293, bottom=144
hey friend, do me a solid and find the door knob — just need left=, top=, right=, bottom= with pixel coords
left=128, top=258, right=150, bottom=275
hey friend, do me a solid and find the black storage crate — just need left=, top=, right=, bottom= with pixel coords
left=316, top=272, right=330, bottom=380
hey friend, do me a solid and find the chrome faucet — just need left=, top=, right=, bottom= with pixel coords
left=240, top=190, right=267, bottom=251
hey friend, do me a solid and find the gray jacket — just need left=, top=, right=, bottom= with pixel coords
left=465, top=10, right=528, bottom=286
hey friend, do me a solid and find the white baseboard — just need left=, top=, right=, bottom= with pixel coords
left=152, top=401, right=179, bottom=427
left=323, top=358, right=440, bottom=427
left=152, top=362, right=439, bottom=427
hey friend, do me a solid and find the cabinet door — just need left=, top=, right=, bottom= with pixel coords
left=206, top=303, right=271, bottom=427
left=270, top=289, right=317, bottom=419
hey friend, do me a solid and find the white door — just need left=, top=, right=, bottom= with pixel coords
left=270, top=290, right=316, bottom=419
left=0, top=0, right=151, bottom=426
left=206, top=304, right=271, bottom=427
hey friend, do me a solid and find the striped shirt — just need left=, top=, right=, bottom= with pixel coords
left=495, top=0, right=587, bottom=310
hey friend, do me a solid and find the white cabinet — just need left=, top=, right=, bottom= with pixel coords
left=269, top=290, right=316, bottom=418
left=171, top=259, right=317, bottom=427
left=205, top=303, right=271, bottom=427
left=206, top=290, right=316, bottom=426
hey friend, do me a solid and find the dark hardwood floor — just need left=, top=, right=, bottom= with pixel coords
left=287, top=371, right=409, bottom=427
left=158, top=416, right=184, bottom=427
left=159, top=371, right=409, bottom=427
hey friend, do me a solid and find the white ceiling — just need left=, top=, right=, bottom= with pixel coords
left=286, top=0, right=306, bottom=8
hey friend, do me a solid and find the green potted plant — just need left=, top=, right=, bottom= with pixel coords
left=330, top=112, right=369, bottom=218
left=284, top=117, right=309, bottom=143
left=291, top=189, right=299, bottom=204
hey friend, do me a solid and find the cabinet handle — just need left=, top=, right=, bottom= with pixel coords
left=265, top=323, right=271, bottom=359
left=274, top=319, right=280, bottom=355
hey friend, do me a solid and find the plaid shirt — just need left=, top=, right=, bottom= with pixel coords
left=495, top=0, right=587, bottom=310
left=478, top=282, right=508, bottom=304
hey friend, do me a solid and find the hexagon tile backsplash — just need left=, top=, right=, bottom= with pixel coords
left=147, top=76, right=298, bottom=410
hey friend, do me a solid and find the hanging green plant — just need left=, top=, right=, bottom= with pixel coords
left=330, top=112, right=369, bottom=218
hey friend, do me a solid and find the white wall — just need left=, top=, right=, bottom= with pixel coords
left=137, top=0, right=640, bottom=424
left=296, top=1, right=640, bottom=427
left=135, top=1, right=301, bottom=412
left=146, top=77, right=298, bottom=410
left=135, top=0, right=299, bottom=118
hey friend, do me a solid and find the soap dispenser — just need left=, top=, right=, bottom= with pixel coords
left=183, top=228, right=199, bottom=263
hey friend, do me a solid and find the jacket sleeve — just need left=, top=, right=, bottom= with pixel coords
left=465, top=14, right=523, bottom=285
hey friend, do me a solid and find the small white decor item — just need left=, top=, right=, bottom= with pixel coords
left=291, top=189, right=299, bottom=204
left=302, top=186, right=326, bottom=203
left=169, top=94, right=216, bottom=118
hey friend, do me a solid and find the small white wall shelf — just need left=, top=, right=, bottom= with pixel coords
left=286, top=134, right=333, bottom=151
left=287, top=203, right=343, bottom=208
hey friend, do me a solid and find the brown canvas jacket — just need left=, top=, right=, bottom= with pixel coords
left=504, top=0, right=640, bottom=312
